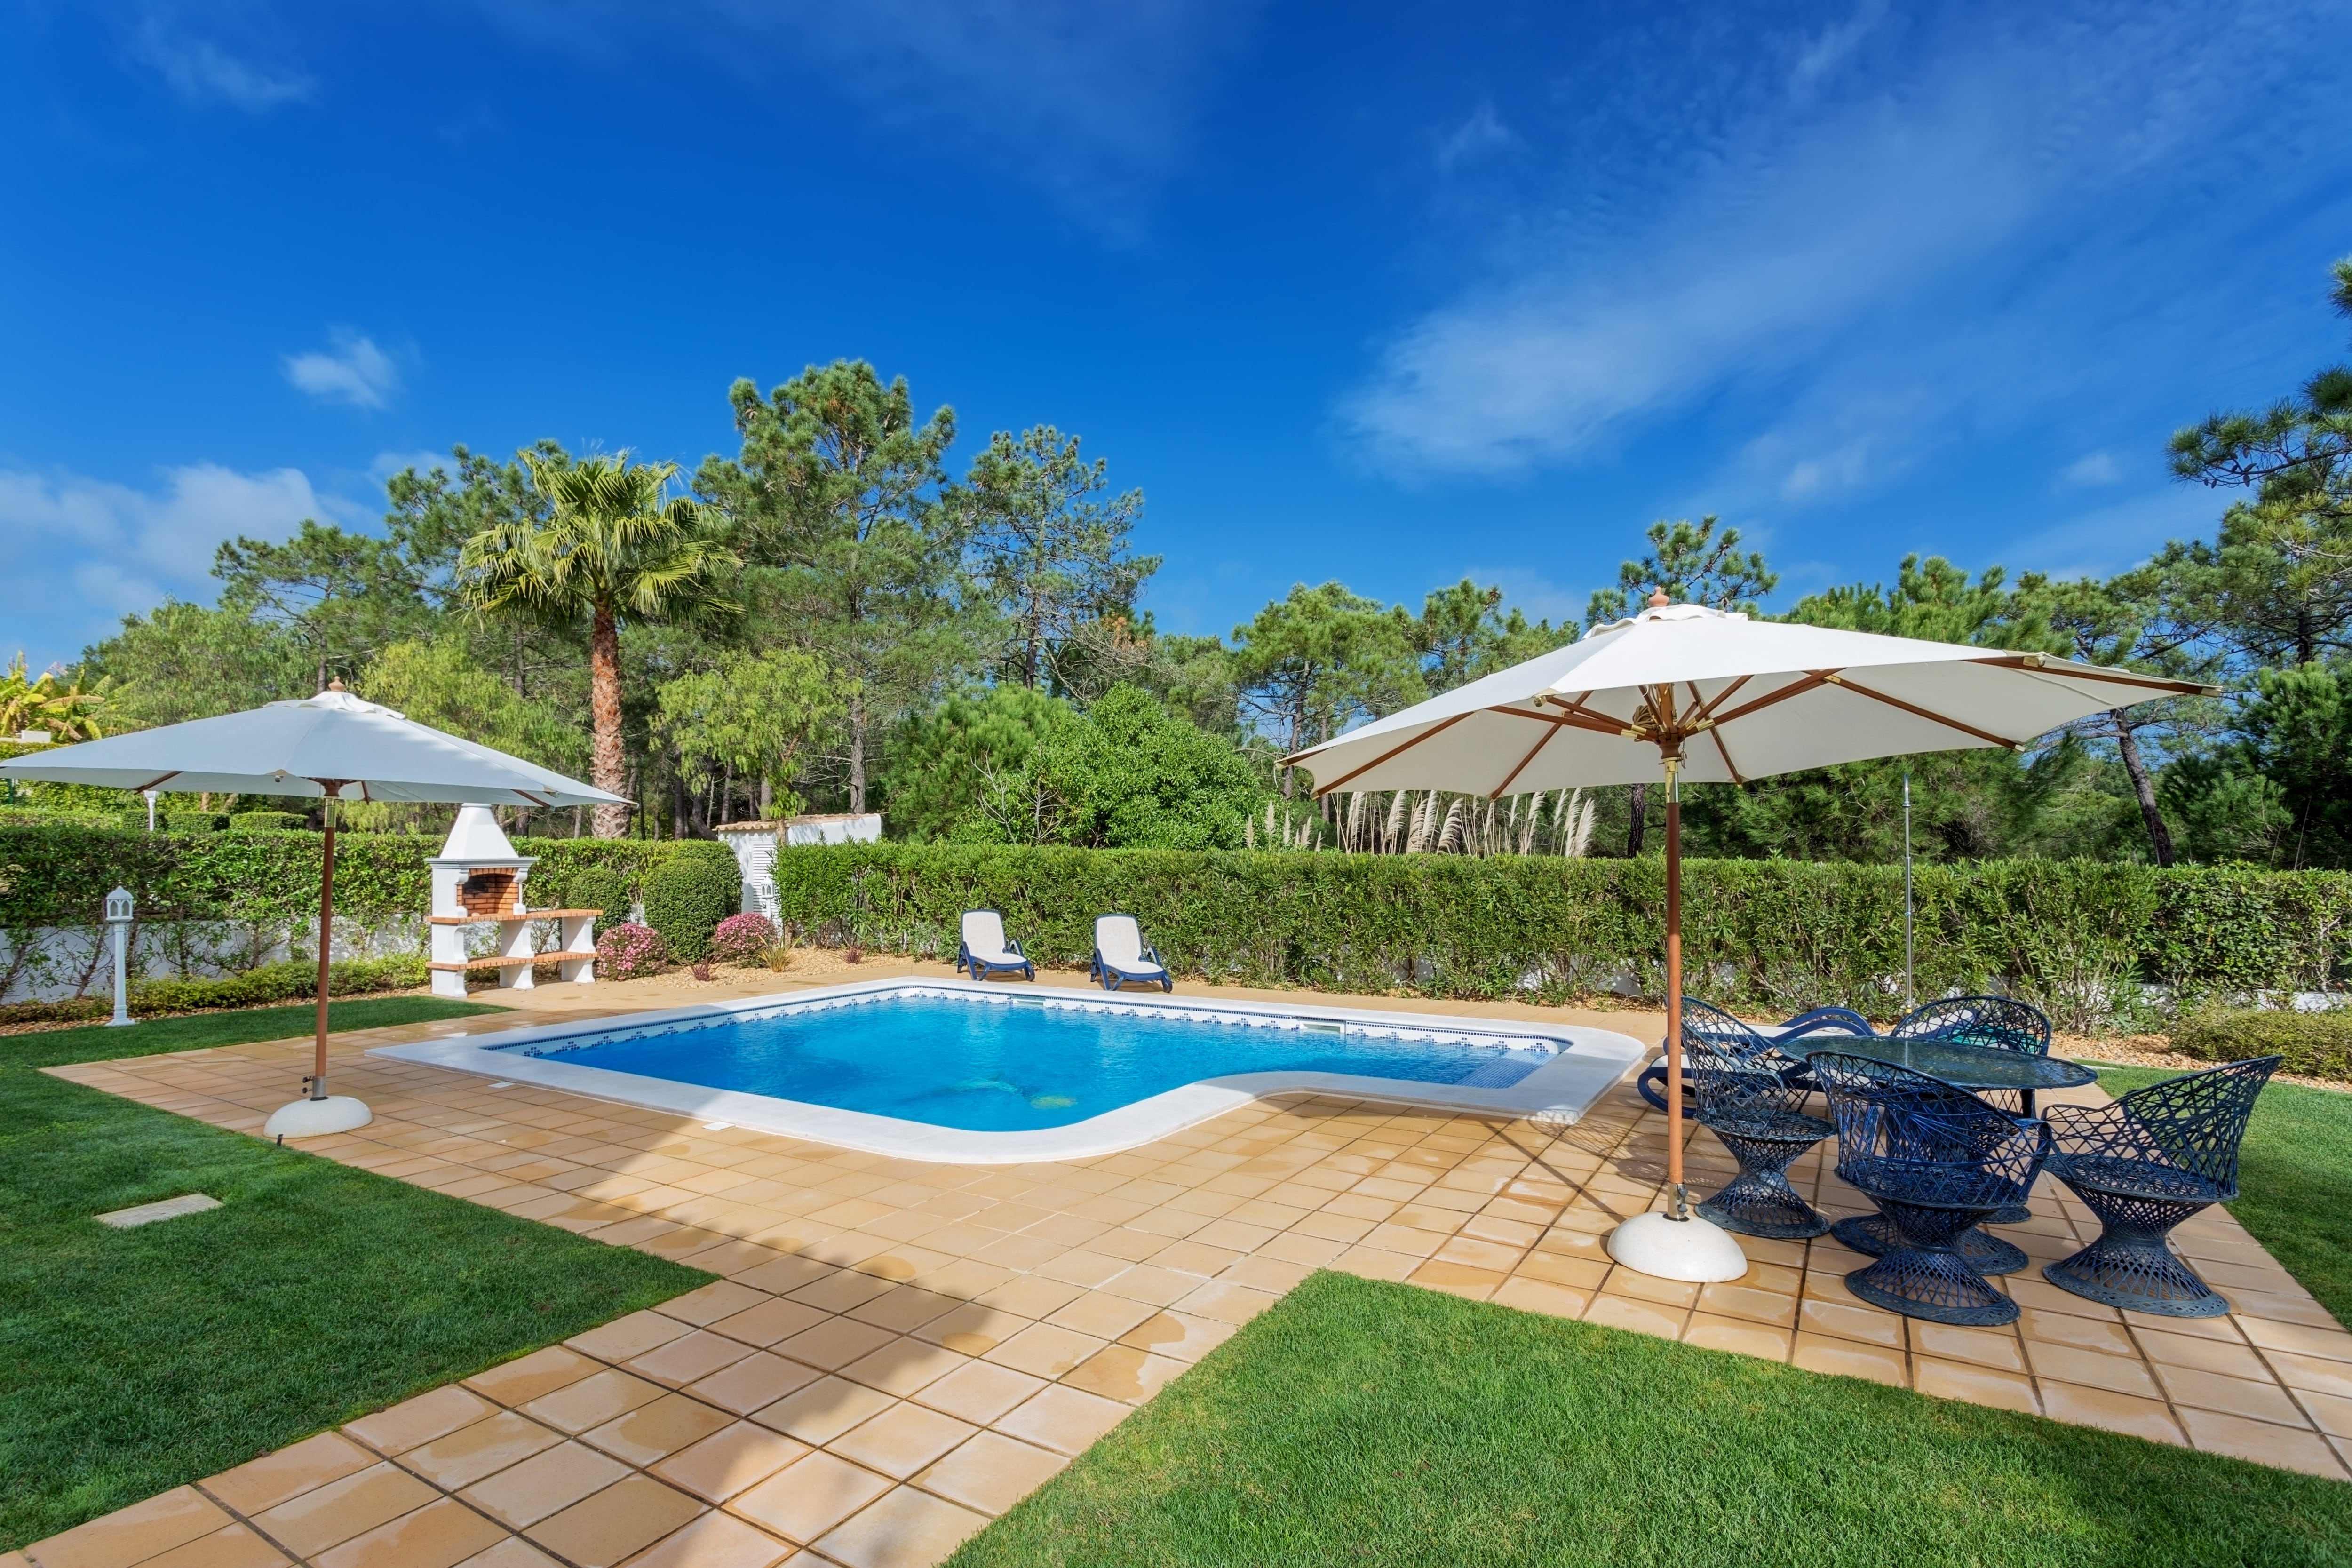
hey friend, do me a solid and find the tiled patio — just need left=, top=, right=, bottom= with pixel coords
left=18, top=964, right=2352, bottom=1568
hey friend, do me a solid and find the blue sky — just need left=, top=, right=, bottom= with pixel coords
left=4, top=0, right=2349, bottom=671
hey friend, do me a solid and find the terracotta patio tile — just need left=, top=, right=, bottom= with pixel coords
left=812, top=1487, right=988, bottom=1568
left=1116, top=1310, right=1237, bottom=1363
left=1789, top=1334, right=1907, bottom=1387
left=1044, top=1291, right=1162, bottom=1340
left=1599, top=1271, right=1701, bottom=1309
left=1682, top=1314, right=1793, bottom=1361
left=2024, top=1342, right=2161, bottom=1399
left=615, top=1512, right=793, bottom=1568
left=1062, top=1345, right=1189, bottom=1405
left=829, top=1404, right=978, bottom=1480
left=2300, top=1388, right=2352, bottom=1439
left=1171, top=1280, right=1280, bottom=1324
left=524, top=1370, right=668, bottom=1435
left=687, top=1354, right=823, bottom=1417
left=627, top=1332, right=759, bottom=1388
left=1693, top=1282, right=1798, bottom=1329
left=752, top=1377, right=898, bottom=1446
left=1909, top=1323, right=2026, bottom=1373
left=569, top=1310, right=698, bottom=1363
left=2153, top=1365, right=2309, bottom=1425
left=252, top=1464, right=438, bottom=1559
left=347, top=1386, right=497, bottom=1456
left=775, top=1317, right=899, bottom=1373
left=1582, top=1293, right=1687, bottom=1342
left=452, top=1536, right=564, bottom=1568
left=840, top=1339, right=969, bottom=1397
left=526, top=1476, right=704, bottom=1568
left=396, top=1412, right=566, bottom=1491
left=312, top=1500, right=507, bottom=1568
left=133, top=1526, right=285, bottom=1568
left=994, top=1385, right=1130, bottom=1456
left=584, top=1393, right=737, bottom=1466
left=468, top=1347, right=604, bottom=1407
left=657, top=1282, right=774, bottom=1327
left=731, top=1257, right=838, bottom=1296
left=2036, top=1384, right=2187, bottom=1447
left=1327, top=1245, right=1420, bottom=1282
left=652, top=1425, right=811, bottom=1505
left=707, top=1298, right=829, bottom=1349
left=1913, top=1358, right=2040, bottom=1415
left=846, top=1289, right=962, bottom=1335
left=729, top=1453, right=893, bottom=1544
left=788, top=1271, right=901, bottom=1314
left=985, top=1323, right=1106, bottom=1379
left=1488, top=1275, right=1590, bottom=1321
left=2177, top=1409, right=2352, bottom=1480
left=204, top=1431, right=376, bottom=1514
left=2017, top=1309, right=2136, bottom=1358
left=915, top=1433, right=1069, bottom=1518
left=2133, top=1329, right=2267, bottom=1378
left=911, top=1361, right=1050, bottom=1426
left=461, top=1442, right=633, bottom=1528
left=2267, top=1350, right=2352, bottom=1401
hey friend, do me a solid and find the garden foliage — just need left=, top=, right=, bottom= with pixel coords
left=0, top=955, right=427, bottom=1026
left=2173, top=1007, right=2352, bottom=1079
left=763, top=844, right=2352, bottom=1030
left=710, top=912, right=778, bottom=965
left=639, top=843, right=742, bottom=961
left=594, top=922, right=669, bottom=980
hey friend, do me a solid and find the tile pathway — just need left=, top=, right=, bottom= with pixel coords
left=16, top=964, right=2352, bottom=1568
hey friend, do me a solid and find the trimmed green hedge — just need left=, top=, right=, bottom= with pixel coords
left=641, top=844, right=741, bottom=963
left=2173, top=1008, right=2352, bottom=1080
left=0, top=955, right=429, bottom=1027
left=763, top=845, right=2352, bottom=1032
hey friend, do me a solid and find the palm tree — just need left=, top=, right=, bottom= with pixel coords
left=462, top=452, right=735, bottom=837
left=0, top=653, right=106, bottom=741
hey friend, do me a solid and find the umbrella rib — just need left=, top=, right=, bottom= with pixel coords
left=1692, top=674, right=1751, bottom=722
left=1308, top=710, right=1476, bottom=796
left=1966, top=654, right=2217, bottom=696
left=1489, top=705, right=1630, bottom=738
left=1828, top=676, right=2020, bottom=748
left=1706, top=723, right=1747, bottom=785
left=1710, top=672, right=1835, bottom=727
left=131, top=772, right=182, bottom=792
left=1491, top=724, right=1558, bottom=797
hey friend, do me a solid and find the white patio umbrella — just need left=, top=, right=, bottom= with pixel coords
left=1287, top=592, right=2210, bottom=1281
left=0, top=684, right=622, bottom=1137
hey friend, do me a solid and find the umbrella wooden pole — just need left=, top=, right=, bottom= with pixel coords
left=310, top=796, right=337, bottom=1099
left=1661, top=756, right=1685, bottom=1217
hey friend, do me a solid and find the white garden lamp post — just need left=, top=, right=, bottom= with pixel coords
left=0, top=683, right=621, bottom=1138
left=1286, top=592, right=2211, bottom=1282
left=105, top=885, right=135, bottom=1028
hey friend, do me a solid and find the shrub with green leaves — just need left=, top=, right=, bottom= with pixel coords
left=640, top=844, right=740, bottom=962
left=564, top=865, right=633, bottom=923
left=229, top=811, right=308, bottom=832
left=2173, top=1008, right=2352, bottom=1080
left=710, top=911, right=777, bottom=965
left=0, top=955, right=427, bottom=1027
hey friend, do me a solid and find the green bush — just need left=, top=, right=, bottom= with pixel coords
left=563, top=865, right=634, bottom=923
left=2173, top=1008, right=2352, bottom=1080
left=762, top=844, right=2352, bottom=1033
left=640, top=844, right=740, bottom=963
left=229, top=811, right=309, bottom=832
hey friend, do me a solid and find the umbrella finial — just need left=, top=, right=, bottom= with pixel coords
left=1647, top=587, right=1670, bottom=609
left=326, top=677, right=345, bottom=692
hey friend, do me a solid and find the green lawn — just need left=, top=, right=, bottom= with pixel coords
left=954, top=1272, right=2352, bottom=1568
left=2091, top=1066, right=2352, bottom=1331
left=0, top=1000, right=713, bottom=1551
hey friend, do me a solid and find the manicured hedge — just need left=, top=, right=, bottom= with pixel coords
left=763, top=844, right=2352, bottom=1032
left=0, top=955, right=429, bottom=1027
left=2173, top=1008, right=2352, bottom=1080
left=641, top=844, right=742, bottom=962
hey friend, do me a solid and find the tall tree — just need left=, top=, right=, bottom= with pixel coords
left=1589, top=517, right=1780, bottom=852
left=1230, top=582, right=1424, bottom=780
left=702, top=361, right=969, bottom=813
left=83, top=601, right=305, bottom=728
left=462, top=450, right=734, bottom=837
left=1415, top=580, right=1570, bottom=693
left=655, top=650, right=840, bottom=821
left=211, top=520, right=430, bottom=691
left=954, top=426, right=1159, bottom=692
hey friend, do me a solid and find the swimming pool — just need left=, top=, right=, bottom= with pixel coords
left=369, top=979, right=1649, bottom=1162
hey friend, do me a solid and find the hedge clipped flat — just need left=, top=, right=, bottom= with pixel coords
left=641, top=842, right=741, bottom=962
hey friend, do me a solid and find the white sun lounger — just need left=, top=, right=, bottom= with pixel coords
left=1090, top=913, right=1172, bottom=992
left=956, top=909, right=1035, bottom=982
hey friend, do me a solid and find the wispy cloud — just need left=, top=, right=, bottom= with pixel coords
left=1790, top=0, right=1889, bottom=93
left=130, top=12, right=312, bottom=112
left=0, top=462, right=344, bottom=658
left=1338, top=3, right=2331, bottom=482
left=283, top=332, right=402, bottom=409
left=2058, top=450, right=2123, bottom=489
left=1436, top=101, right=1517, bottom=172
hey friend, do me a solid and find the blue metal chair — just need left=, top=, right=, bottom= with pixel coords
left=1683, top=1001, right=1835, bottom=1239
left=1811, top=1051, right=2051, bottom=1327
left=2041, top=1057, right=2279, bottom=1318
left=1636, top=1003, right=1830, bottom=1113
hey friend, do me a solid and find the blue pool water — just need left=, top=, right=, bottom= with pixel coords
left=502, top=991, right=1559, bottom=1131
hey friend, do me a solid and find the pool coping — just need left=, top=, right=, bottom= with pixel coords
left=365, top=977, right=1652, bottom=1163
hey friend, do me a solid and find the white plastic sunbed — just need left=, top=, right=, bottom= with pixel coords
left=956, top=909, right=1035, bottom=982
left=1090, top=914, right=1172, bottom=992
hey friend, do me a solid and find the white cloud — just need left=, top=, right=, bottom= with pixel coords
left=130, top=14, right=312, bottom=112
left=1436, top=102, right=1517, bottom=172
left=370, top=449, right=453, bottom=484
left=2058, top=450, right=2123, bottom=489
left=1790, top=0, right=1888, bottom=93
left=0, top=463, right=341, bottom=657
left=284, top=333, right=402, bottom=409
left=1337, top=4, right=2323, bottom=481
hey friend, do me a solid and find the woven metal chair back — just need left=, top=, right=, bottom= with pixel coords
left=2110, top=1056, right=2280, bottom=1193
left=1891, top=995, right=2050, bottom=1056
left=1680, top=1000, right=1805, bottom=1123
left=1810, top=1051, right=2048, bottom=1209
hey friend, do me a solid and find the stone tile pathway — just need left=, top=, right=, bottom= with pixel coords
left=16, top=966, right=2352, bottom=1568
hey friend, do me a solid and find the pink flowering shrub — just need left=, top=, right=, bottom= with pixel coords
left=596, top=921, right=670, bottom=979
left=711, top=912, right=778, bottom=966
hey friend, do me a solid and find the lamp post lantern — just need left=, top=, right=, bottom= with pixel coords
left=104, top=885, right=135, bottom=1027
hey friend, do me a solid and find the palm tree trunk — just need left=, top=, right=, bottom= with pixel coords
left=588, top=602, right=628, bottom=838
left=2114, top=713, right=2176, bottom=867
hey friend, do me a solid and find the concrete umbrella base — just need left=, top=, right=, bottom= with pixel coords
left=263, top=1096, right=373, bottom=1138
left=1606, top=1210, right=1749, bottom=1282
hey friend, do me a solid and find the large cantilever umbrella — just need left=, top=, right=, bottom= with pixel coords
left=0, top=685, right=622, bottom=1137
left=1286, top=592, right=2209, bottom=1281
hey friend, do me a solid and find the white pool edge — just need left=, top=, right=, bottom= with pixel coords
left=366, top=977, right=1651, bottom=1164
